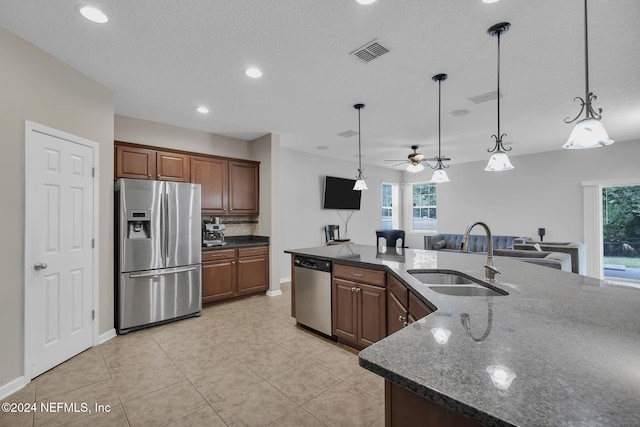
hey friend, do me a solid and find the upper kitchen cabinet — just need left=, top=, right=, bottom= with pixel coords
left=229, top=161, right=259, bottom=215
left=157, top=151, right=190, bottom=182
left=115, top=145, right=156, bottom=180
left=191, top=156, right=228, bottom=214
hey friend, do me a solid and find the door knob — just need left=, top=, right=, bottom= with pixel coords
left=33, top=263, right=48, bottom=271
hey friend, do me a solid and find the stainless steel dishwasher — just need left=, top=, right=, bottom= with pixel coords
left=294, top=256, right=333, bottom=336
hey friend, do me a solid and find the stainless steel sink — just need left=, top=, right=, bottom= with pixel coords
left=410, top=273, right=474, bottom=285
left=408, top=271, right=508, bottom=297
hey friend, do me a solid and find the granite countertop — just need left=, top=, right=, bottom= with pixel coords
left=284, top=244, right=640, bottom=427
left=203, top=235, right=269, bottom=250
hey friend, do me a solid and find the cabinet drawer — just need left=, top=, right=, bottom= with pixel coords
left=387, top=274, right=408, bottom=306
left=202, top=249, right=236, bottom=262
left=237, top=246, right=269, bottom=257
left=408, top=292, right=433, bottom=320
left=333, top=264, right=386, bottom=287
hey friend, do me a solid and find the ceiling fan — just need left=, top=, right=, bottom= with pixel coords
left=384, top=145, right=439, bottom=172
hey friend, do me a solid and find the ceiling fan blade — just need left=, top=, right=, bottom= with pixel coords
left=384, top=159, right=409, bottom=162
left=390, top=161, right=408, bottom=167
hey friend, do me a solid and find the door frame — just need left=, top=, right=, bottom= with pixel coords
left=23, top=121, right=100, bottom=380
left=582, top=178, right=640, bottom=280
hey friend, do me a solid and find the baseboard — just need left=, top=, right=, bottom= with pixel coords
left=266, top=289, right=283, bottom=297
left=280, top=277, right=291, bottom=284
left=0, top=376, right=29, bottom=400
left=97, top=328, right=116, bottom=345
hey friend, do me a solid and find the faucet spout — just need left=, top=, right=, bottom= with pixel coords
left=460, top=221, right=501, bottom=281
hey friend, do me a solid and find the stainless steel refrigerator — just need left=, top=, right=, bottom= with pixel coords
left=115, top=178, right=202, bottom=334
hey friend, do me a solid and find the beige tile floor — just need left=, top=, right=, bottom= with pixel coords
left=1, top=283, right=385, bottom=427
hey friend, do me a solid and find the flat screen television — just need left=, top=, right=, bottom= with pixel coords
left=323, top=176, right=362, bottom=210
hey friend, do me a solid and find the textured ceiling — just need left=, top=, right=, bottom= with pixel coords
left=1, top=0, right=639, bottom=169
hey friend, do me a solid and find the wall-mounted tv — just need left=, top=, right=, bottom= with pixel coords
left=323, top=176, right=362, bottom=210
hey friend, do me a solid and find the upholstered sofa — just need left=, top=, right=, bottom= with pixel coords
left=493, top=249, right=572, bottom=272
left=424, top=234, right=530, bottom=253
left=514, top=242, right=586, bottom=275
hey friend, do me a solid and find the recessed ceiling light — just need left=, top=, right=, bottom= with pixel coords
left=482, top=0, right=500, bottom=3
left=449, top=109, right=470, bottom=117
left=356, top=0, right=378, bottom=5
left=79, top=6, right=109, bottom=23
left=196, top=106, right=209, bottom=114
left=245, top=68, right=263, bottom=78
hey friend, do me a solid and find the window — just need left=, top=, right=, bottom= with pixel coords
left=412, top=183, right=437, bottom=232
left=381, top=183, right=399, bottom=230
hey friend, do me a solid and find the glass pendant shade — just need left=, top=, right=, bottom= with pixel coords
left=563, top=118, right=613, bottom=149
left=406, top=163, right=425, bottom=173
left=484, top=151, right=514, bottom=172
left=353, top=178, right=368, bottom=191
left=430, top=168, right=450, bottom=183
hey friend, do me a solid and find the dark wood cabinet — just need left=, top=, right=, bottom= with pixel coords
left=202, top=245, right=269, bottom=303
left=332, top=264, right=386, bottom=349
left=386, top=274, right=434, bottom=336
left=385, top=381, right=482, bottom=427
left=114, top=142, right=260, bottom=216
left=228, top=161, right=259, bottom=215
left=387, top=291, right=408, bottom=336
left=191, top=156, right=228, bottom=214
left=202, top=249, right=236, bottom=303
left=115, top=145, right=156, bottom=179
left=237, top=246, right=269, bottom=295
left=409, top=291, right=433, bottom=320
left=157, top=151, right=190, bottom=182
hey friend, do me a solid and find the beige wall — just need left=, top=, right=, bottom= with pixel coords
left=0, top=28, right=114, bottom=387
left=250, top=134, right=281, bottom=291
left=115, top=115, right=252, bottom=159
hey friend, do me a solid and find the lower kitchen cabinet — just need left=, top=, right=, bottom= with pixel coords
left=332, top=264, right=386, bottom=349
left=386, top=273, right=435, bottom=335
left=202, top=249, right=236, bottom=303
left=202, top=245, right=269, bottom=303
left=237, top=246, right=269, bottom=295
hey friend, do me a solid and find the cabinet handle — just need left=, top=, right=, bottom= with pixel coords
left=351, top=273, right=363, bottom=277
left=351, top=287, right=357, bottom=292
left=398, top=315, right=406, bottom=323
left=403, top=322, right=410, bottom=327
left=355, top=287, right=361, bottom=293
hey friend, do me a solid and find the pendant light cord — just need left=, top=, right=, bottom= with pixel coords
left=496, top=29, right=501, bottom=140
left=358, top=107, right=362, bottom=172
left=584, top=0, right=590, bottom=112
left=438, top=79, right=442, bottom=158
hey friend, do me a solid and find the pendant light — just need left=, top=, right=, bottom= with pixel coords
left=353, top=103, right=368, bottom=190
left=431, top=73, right=451, bottom=183
left=563, top=0, right=613, bottom=149
left=484, top=22, right=514, bottom=172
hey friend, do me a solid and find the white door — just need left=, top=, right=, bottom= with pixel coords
left=25, top=123, right=96, bottom=378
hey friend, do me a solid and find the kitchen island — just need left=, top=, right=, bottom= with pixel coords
left=285, top=244, right=640, bottom=427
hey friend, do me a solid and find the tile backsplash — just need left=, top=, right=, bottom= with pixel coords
left=202, top=215, right=259, bottom=236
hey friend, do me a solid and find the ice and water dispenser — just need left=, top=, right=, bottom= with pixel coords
left=127, top=210, right=151, bottom=239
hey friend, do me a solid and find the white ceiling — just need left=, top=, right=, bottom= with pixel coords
left=1, top=0, right=639, bottom=170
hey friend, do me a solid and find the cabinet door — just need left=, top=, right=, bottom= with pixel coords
left=202, top=259, right=236, bottom=303
left=332, top=279, right=358, bottom=345
left=358, top=283, right=386, bottom=347
left=408, top=292, right=433, bottom=321
left=387, top=291, right=408, bottom=336
left=115, top=146, right=156, bottom=179
left=228, top=161, right=259, bottom=215
left=237, top=254, right=269, bottom=295
left=191, top=156, right=228, bottom=214
left=157, top=151, right=190, bottom=182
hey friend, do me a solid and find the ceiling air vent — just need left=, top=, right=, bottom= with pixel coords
left=350, top=39, right=390, bottom=63
left=468, top=90, right=502, bottom=104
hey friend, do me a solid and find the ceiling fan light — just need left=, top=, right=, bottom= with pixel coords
left=484, top=151, right=514, bottom=172
left=353, top=179, right=368, bottom=191
left=563, top=118, right=614, bottom=149
left=431, top=168, right=450, bottom=183
left=406, top=163, right=424, bottom=173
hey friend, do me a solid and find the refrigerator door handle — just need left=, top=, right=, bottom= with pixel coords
left=129, top=266, right=197, bottom=279
left=164, top=191, right=169, bottom=264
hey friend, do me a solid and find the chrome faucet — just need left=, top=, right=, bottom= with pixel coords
left=460, top=221, right=501, bottom=281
